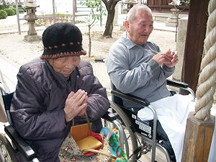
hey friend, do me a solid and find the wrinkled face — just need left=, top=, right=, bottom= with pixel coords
left=48, top=56, right=81, bottom=77
left=125, top=10, right=153, bottom=46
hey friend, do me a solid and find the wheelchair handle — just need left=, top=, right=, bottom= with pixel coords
left=167, top=79, right=195, bottom=101
left=94, top=58, right=105, bottom=63
left=167, top=79, right=189, bottom=89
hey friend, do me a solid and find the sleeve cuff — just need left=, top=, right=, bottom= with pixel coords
left=162, top=64, right=175, bottom=72
left=148, top=59, right=159, bottom=71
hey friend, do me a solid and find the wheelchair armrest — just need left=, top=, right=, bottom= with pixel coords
left=167, top=79, right=189, bottom=89
left=111, top=89, right=150, bottom=107
left=4, top=125, right=37, bottom=161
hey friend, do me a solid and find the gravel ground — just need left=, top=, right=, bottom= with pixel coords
left=0, top=22, right=176, bottom=89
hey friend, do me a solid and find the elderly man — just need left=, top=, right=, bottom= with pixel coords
left=106, top=4, right=194, bottom=162
left=10, top=23, right=109, bottom=162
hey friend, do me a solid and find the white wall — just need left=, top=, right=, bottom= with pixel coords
left=37, top=0, right=73, bottom=14
left=34, top=0, right=72, bottom=14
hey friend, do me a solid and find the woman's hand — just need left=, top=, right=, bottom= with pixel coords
left=64, top=89, right=88, bottom=122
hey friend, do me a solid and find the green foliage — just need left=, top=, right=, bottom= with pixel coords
left=0, top=5, right=5, bottom=10
left=4, top=7, right=15, bottom=16
left=0, top=9, right=7, bottom=19
left=81, top=0, right=101, bottom=9
left=181, top=0, right=190, bottom=6
left=12, top=5, right=26, bottom=13
left=12, top=7, right=16, bottom=14
left=81, top=0, right=106, bottom=57
left=81, top=0, right=106, bottom=24
left=18, top=7, right=25, bottom=13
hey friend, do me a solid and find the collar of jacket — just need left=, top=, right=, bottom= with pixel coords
left=121, top=32, right=149, bottom=49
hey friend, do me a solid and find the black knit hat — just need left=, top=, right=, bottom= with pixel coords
left=41, top=23, right=86, bottom=59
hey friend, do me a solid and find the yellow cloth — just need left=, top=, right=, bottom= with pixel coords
left=76, top=136, right=102, bottom=151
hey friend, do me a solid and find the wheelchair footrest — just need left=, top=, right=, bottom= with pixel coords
left=4, top=125, right=37, bottom=161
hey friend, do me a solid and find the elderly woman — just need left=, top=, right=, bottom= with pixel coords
left=10, top=23, right=110, bottom=162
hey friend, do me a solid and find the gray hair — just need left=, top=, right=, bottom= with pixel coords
left=127, top=4, right=152, bottom=22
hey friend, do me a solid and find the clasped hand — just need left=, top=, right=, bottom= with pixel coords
left=152, top=49, right=178, bottom=68
left=64, top=89, right=88, bottom=122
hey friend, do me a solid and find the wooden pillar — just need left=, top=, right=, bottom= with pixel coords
left=182, top=112, right=214, bottom=162
left=159, top=0, right=161, bottom=12
left=181, top=0, right=209, bottom=94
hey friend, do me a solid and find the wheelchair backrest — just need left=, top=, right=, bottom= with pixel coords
left=0, top=84, right=14, bottom=125
left=2, top=93, right=13, bottom=111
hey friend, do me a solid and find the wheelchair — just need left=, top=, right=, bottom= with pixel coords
left=0, top=81, right=40, bottom=162
left=107, top=80, right=194, bottom=162
left=95, top=58, right=195, bottom=162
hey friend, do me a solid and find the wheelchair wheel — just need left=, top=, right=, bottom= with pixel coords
left=0, top=133, right=17, bottom=162
left=110, top=101, right=138, bottom=162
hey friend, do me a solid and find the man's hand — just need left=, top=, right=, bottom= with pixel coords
left=164, top=50, right=178, bottom=68
left=64, top=89, right=88, bottom=122
left=152, top=49, right=178, bottom=68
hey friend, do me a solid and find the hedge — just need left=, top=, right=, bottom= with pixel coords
left=0, top=5, right=5, bottom=10
left=4, top=8, right=15, bottom=16
left=0, top=10, right=7, bottom=19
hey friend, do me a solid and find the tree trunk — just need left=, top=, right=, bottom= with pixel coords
left=102, top=0, right=120, bottom=37
left=88, top=25, right=91, bottom=57
left=103, top=9, right=115, bottom=37
left=2, top=0, right=6, bottom=6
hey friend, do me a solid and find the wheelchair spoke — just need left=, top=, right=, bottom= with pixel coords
left=0, top=134, right=17, bottom=162
left=0, top=140, right=13, bottom=162
left=110, top=101, right=139, bottom=162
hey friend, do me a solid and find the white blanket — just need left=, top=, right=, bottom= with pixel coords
left=137, top=94, right=195, bottom=162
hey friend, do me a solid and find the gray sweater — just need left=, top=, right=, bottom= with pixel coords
left=106, top=33, right=174, bottom=103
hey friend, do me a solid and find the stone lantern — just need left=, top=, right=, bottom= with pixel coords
left=24, top=0, right=41, bottom=41
left=122, top=0, right=138, bottom=13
